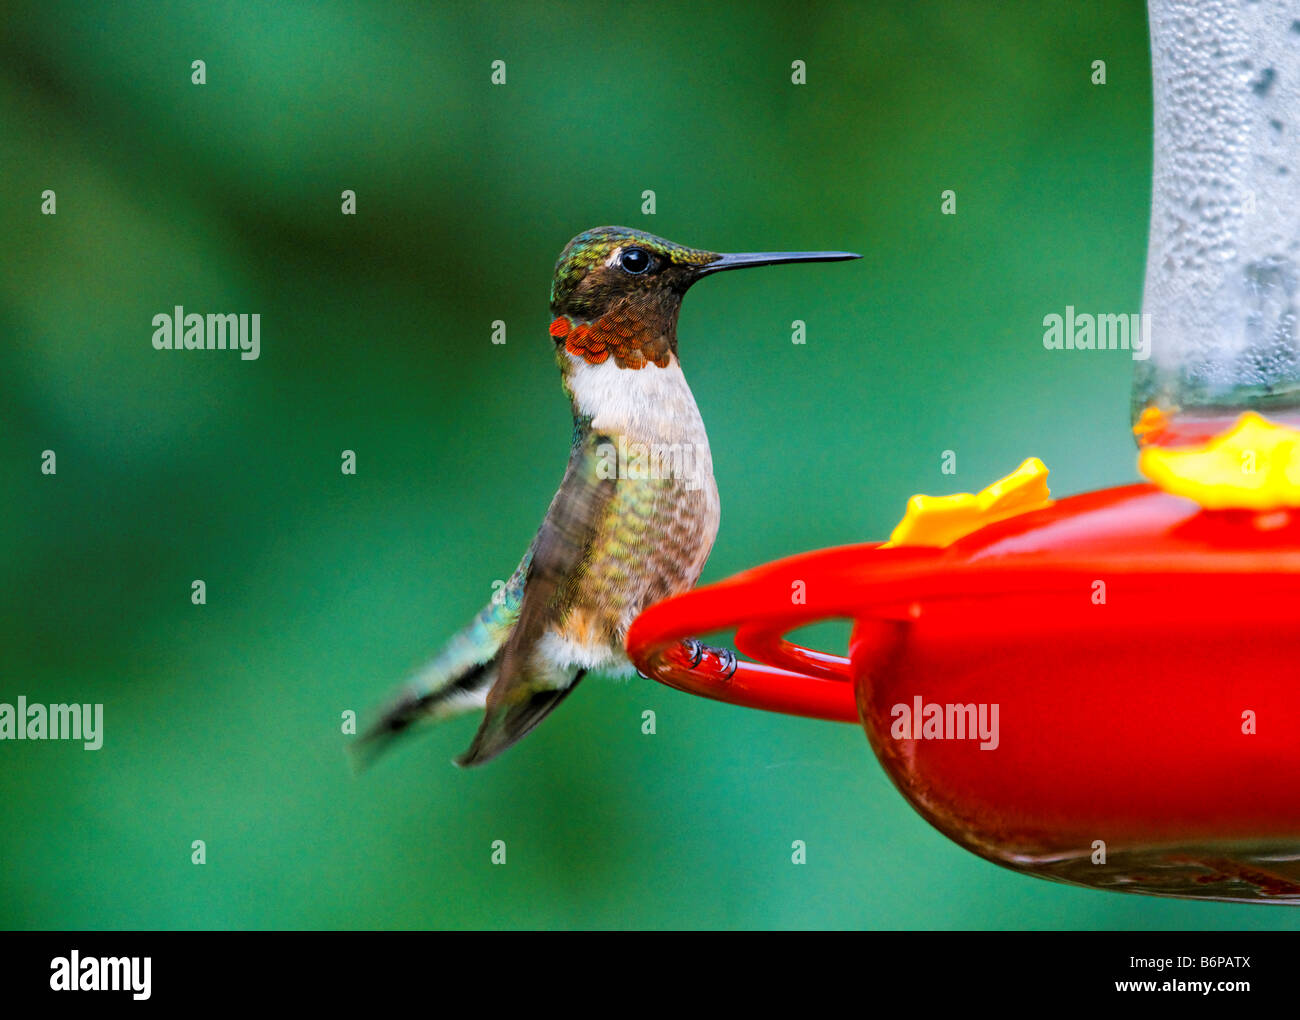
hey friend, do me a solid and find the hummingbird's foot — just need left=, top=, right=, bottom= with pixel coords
left=681, top=638, right=738, bottom=679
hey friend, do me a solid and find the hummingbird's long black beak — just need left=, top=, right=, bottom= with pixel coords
left=695, top=249, right=861, bottom=278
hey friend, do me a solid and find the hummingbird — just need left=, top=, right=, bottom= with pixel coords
left=359, top=226, right=858, bottom=767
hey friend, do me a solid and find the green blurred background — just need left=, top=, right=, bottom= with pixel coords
left=3, top=0, right=1293, bottom=930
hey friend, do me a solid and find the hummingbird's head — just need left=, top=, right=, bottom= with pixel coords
left=548, top=226, right=858, bottom=370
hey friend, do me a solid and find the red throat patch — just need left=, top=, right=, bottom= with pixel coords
left=549, top=314, right=671, bottom=370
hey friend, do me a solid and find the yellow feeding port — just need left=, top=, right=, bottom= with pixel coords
left=1138, top=412, right=1300, bottom=511
left=884, top=457, right=1054, bottom=549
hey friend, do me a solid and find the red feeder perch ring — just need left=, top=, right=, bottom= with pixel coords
left=626, top=481, right=1300, bottom=903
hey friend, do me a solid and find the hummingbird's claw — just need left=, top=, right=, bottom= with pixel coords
left=679, top=638, right=737, bottom=679
left=683, top=637, right=705, bottom=667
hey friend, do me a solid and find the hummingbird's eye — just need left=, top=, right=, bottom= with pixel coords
left=618, top=247, right=653, bottom=275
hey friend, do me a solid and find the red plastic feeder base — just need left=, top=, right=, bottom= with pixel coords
left=626, top=483, right=1300, bottom=902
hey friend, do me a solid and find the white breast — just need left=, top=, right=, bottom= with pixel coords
left=565, top=353, right=712, bottom=450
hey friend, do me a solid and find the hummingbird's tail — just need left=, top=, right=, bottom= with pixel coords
left=352, top=653, right=500, bottom=769
left=353, top=561, right=529, bottom=768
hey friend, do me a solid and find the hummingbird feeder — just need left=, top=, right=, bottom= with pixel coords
left=626, top=0, right=1300, bottom=903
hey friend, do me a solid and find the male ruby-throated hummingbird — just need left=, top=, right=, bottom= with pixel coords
left=359, top=226, right=858, bottom=766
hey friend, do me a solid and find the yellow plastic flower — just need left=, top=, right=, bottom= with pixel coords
left=1138, top=411, right=1300, bottom=510
left=884, top=458, right=1053, bottom=548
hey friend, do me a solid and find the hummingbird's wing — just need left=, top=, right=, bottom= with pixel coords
left=455, top=428, right=618, bottom=766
